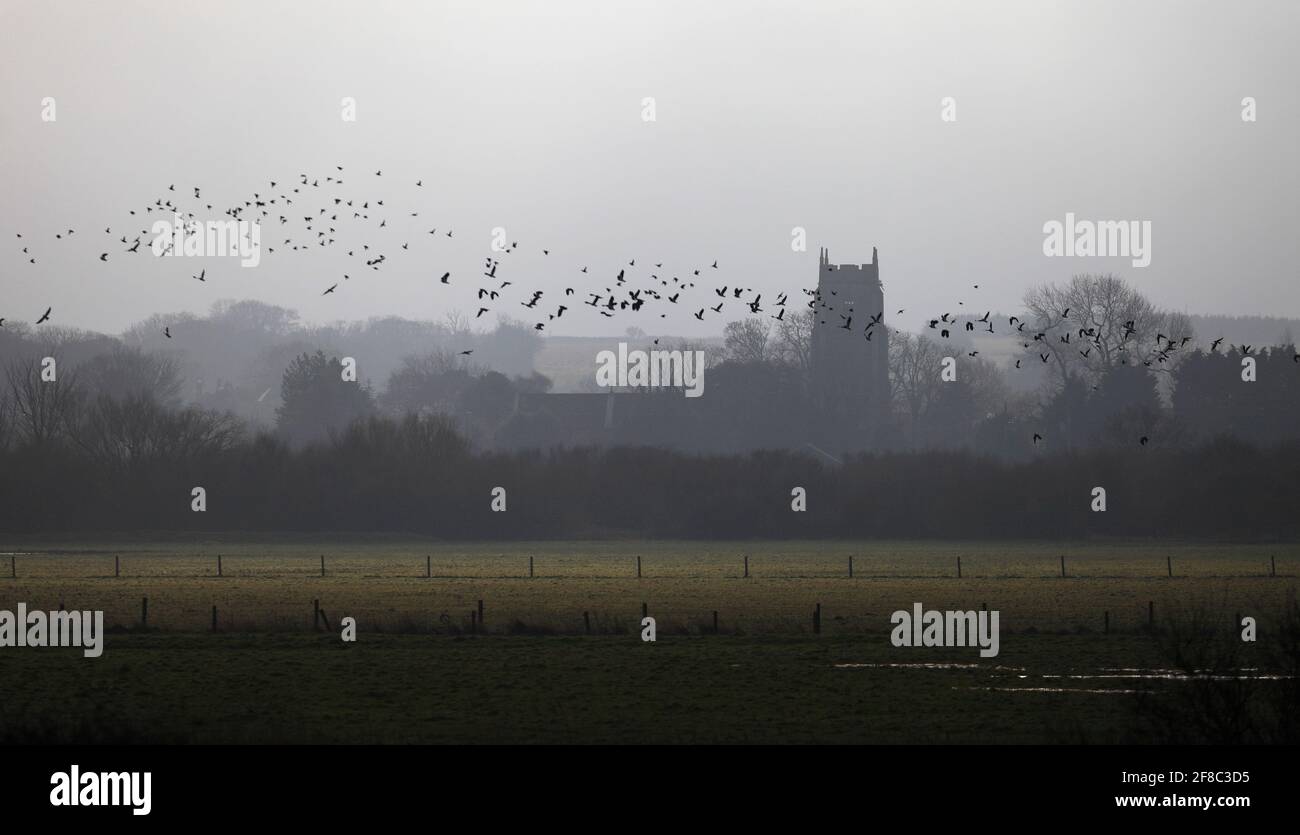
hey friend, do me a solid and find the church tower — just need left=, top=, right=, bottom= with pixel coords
left=810, top=246, right=889, bottom=445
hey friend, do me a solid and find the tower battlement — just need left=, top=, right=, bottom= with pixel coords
left=810, top=245, right=889, bottom=447
left=819, top=247, right=881, bottom=283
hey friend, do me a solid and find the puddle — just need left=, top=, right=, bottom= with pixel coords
left=958, top=686, right=1144, bottom=695
left=1039, top=671, right=1293, bottom=681
left=835, top=662, right=1025, bottom=671
left=836, top=662, right=1293, bottom=687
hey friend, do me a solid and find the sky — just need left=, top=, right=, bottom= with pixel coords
left=1, top=0, right=1297, bottom=338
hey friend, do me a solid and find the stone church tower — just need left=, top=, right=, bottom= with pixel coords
left=810, top=246, right=890, bottom=445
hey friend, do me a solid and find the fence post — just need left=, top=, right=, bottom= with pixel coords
left=641, top=602, right=648, bottom=621
left=849, top=555, right=854, bottom=578
left=217, top=554, right=222, bottom=577
left=957, top=556, right=962, bottom=579
left=743, top=555, right=749, bottom=578
left=9, top=555, right=14, bottom=578
left=529, top=556, right=534, bottom=578
left=1060, top=555, right=1066, bottom=578
left=1271, top=555, right=1276, bottom=577
left=115, top=555, right=120, bottom=578
left=477, top=599, right=484, bottom=627
left=426, top=555, right=431, bottom=579
left=583, top=611, right=591, bottom=634
left=1167, top=556, right=1172, bottom=578
left=314, top=599, right=320, bottom=631
left=713, top=610, right=719, bottom=634
left=141, top=596, right=148, bottom=629
left=637, top=555, right=642, bottom=579
left=813, top=603, right=821, bottom=635
left=320, top=555, right=325, bottom=577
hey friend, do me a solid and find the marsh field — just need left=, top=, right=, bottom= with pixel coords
left=1, top=539, right=1297, bottom=744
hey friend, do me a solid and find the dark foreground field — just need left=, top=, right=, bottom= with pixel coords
left=0, top=631, right=1292, bottom=744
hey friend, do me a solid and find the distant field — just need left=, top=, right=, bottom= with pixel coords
left=1, top=539, right=1295, bottom=743
left=0, top=539, right=1294, bottom=634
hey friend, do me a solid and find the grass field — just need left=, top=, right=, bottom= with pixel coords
left=1, top=539, right=1296, bottom=743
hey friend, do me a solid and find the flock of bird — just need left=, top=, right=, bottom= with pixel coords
left=6, top=166, right=766, bottom=337
left=5, top=165, right=1295, bottom=448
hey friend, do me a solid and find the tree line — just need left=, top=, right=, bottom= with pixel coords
left=1, top=406, right=1297, bottom=538
left=1, top=273, right=1297, bottom=536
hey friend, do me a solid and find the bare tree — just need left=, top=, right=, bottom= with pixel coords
left=443, top=310, right=472, bottom=340
left=889, top=331, right=943, bottom=440
left=772, top=309, right=814, bottom=380
left=77, top=345, right=183, bottom=407
left=0, top=392, right=11, bottom=452
left=1022, top=274, right=1194, bottom=387
left=5, top=355, right=81, bottom=445
left=723, top=318, right=772, bottom=364
left=75, top=393, right=243, bottom=471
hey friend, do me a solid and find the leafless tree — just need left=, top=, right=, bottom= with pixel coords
left=443, top=310, right=472, bottom=340
left=723, top=318, right=772, bottom=364
left=0, top=392, right=11, bottom=451
left=772, top=309, right=814, bottom=380
left=75, top=393, right=243, bottom=471
left=77, top=345, right=183, bottom=407
left=1022, top=274, right=1194, bottom=388
left=889, top=331, right=944, bottom=439
left=4, top=355, right=81, bottom=445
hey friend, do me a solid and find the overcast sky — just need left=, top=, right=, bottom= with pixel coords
left=2, top=0, right=1297, bottom=338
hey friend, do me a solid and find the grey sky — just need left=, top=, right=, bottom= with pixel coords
left=2, top=0, right=1297, bottom=338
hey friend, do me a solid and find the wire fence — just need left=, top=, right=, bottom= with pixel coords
left=1, top=550, right=1292, bottom=636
